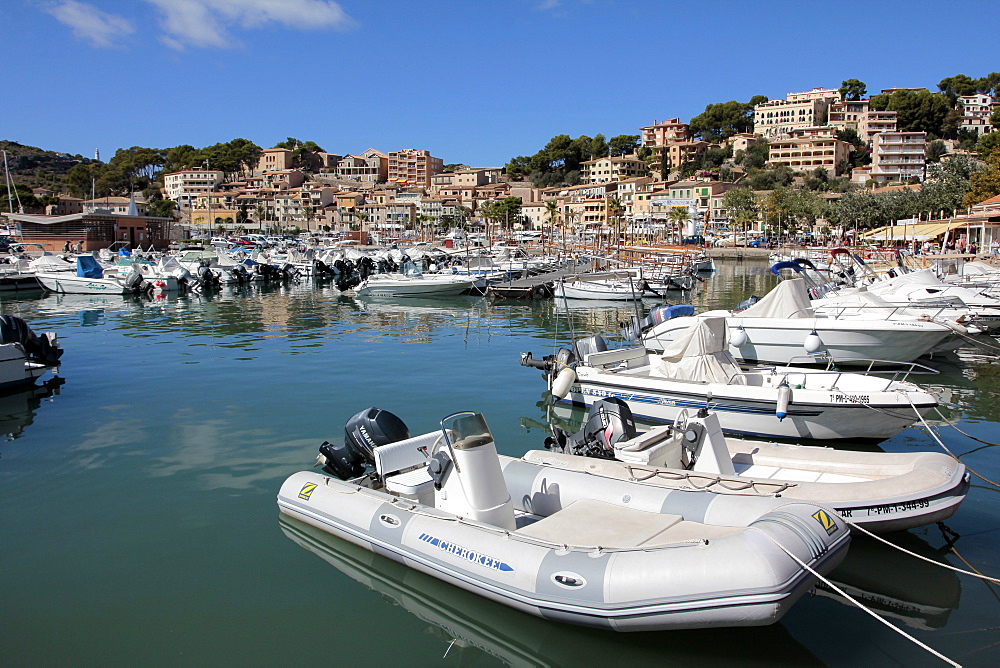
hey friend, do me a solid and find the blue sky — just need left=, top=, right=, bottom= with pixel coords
left=4, top=0, right=999, bottom=168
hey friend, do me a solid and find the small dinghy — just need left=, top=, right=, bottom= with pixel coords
left=531, top=398, right=969, bottom=533
left=278, top=407, right=850, bottom=631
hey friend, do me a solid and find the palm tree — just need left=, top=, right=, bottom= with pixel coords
left=544, top=200, right=559, bottom=253
left=668, top=206, right=689, bottom=245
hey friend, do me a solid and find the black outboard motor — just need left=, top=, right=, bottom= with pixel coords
left=123, top=271, right=144, bottom=292
left=0, top=315, right=62, bottom=367
left=318, top=407, right=411, bottom=480
left=545, top=397, right=637, bottom=459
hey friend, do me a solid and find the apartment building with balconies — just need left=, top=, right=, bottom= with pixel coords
left=867, top=132, right=927, bottom=184
left=582, top=155, right=648, bottom=184
left=336, top=148, right=388, bottom=183
left=640, top=118, right=691, bottom=147
left=959, top=94, right=997, bottom=136
left=828, top=100, right=898, bottom=141
left=163, top=168, right=225, bottom=203
left=387, top=149, right=444, bottom=187
left=767, top=131, right=852, bottom=176
left=754, top=88, right=841, bottom=140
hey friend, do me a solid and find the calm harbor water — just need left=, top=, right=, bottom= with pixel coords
left=2, top=260, right=999, bottom=666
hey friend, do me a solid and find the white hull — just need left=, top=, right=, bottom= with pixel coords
left=278, top=452, right=848, bottom=631
left=644, top=314, right=952, bottom=365
left=532, top=408, right=969, bottom=533
left=356, top=274, right=476, bottom=297
left=559, top=345, right=937, bottom=441
left=35, top=273, right=140, bottom=295
left=555, top=280, right=644, bottom=301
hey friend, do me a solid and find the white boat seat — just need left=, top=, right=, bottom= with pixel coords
left=373, top=431, right=440, bottom=476
left=384, top=466, right=434, bottom=496
left=516, top=499, right=683, bottom=547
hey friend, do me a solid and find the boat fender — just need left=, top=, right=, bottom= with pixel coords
left=428, top=451, right=452, bottom=490
left=936, top=319, right=969, bottom=335
left=776, top=381, right=791, bottom=421
left=730, top=325, right=748, bottom=347
left=804, top=329, right=824, bottom=354
left=551, top=367, right=577, bottom=400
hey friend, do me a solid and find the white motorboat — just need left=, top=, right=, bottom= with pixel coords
left=35, top=256, right=145, bottom=295
left=0, top=315, right=62, bottom=388
left=860, top=268, right=1000, bottom=331
left=521, top=317, right=939, bottom=441
left=641, top=278, right=959, bottom=366
left=278, top=406, right=849, bottom=631
left=533, top=398, right=969, bottom=533
left=554, top=272, right=652, bottom=300
left=355, top=261, right=476, bottom=297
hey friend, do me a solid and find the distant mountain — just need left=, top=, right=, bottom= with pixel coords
left=1, top=140, right=101, bottom=193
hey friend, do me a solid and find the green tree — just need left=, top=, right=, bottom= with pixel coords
left=978, top=132, right=1000, bottom=158
left=926, top=139, right=948, bottom=163
left=938, top=74, right=979, bottom=98
left=963, top=147, right=1000, bottom=207
left=722, top=187, right=759, bottom=240
left=689, top=97, right=764, bottom=142
left=667, top=206, right=689, bottom=243
left=839, top=79, right=867, bottom=101
left=147, top=198, right=177, bottom=218
left=869, top=90, right=952, bottom=136
left=608, top=134, right=639, bottom=156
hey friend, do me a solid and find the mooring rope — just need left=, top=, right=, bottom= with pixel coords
left=850, top=522, right=1000, bottom=585
left=933, top=407, right=1000, bottom=448
left=764, top=534, right=960, bottom=667
left=905, top=395, right=1000, bottom=490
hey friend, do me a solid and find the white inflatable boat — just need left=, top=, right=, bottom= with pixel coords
left=531, top=399, right=969, bottom=533
left=278, top=407, right=850, bottom=631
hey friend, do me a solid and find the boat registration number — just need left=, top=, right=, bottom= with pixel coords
left=830, top=393, right=871, bottom=404
left=839, top=498, right=930, bottom=518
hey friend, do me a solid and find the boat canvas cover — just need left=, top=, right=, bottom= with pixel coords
left=737, top=278, right=813, bottom=319
left=865, top=269, right=943, bottom=294
left=817, top=287, right=928, bottom=319
left=76, top=255, right=104, bottom=279
left=654, top=317, right=745, bottom=384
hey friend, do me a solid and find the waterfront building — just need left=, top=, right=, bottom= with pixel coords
left=868, top=132, right=927, bottom=184
left=387, top=149, right=444, bottom=187
left=2, top=210, right=171, bottom=251
left=163, top=168, right=225, bottom=202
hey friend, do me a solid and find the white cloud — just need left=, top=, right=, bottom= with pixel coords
left=537, top=0, right=561, bottom=9
left=143, top=0, right=356, bottom=50
left=45, top=0, right=135, bottom=48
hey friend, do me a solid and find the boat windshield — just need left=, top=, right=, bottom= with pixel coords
left=440, top=412, right=494, bottom=451
left=402, top=261, right=423, bottom=278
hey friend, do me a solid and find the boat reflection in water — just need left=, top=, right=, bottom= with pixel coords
left=279, top=516, right=821, bottom=666
left=815, top=532, right=962, bottom=630
left=0, top=376, right=64, bottom=441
